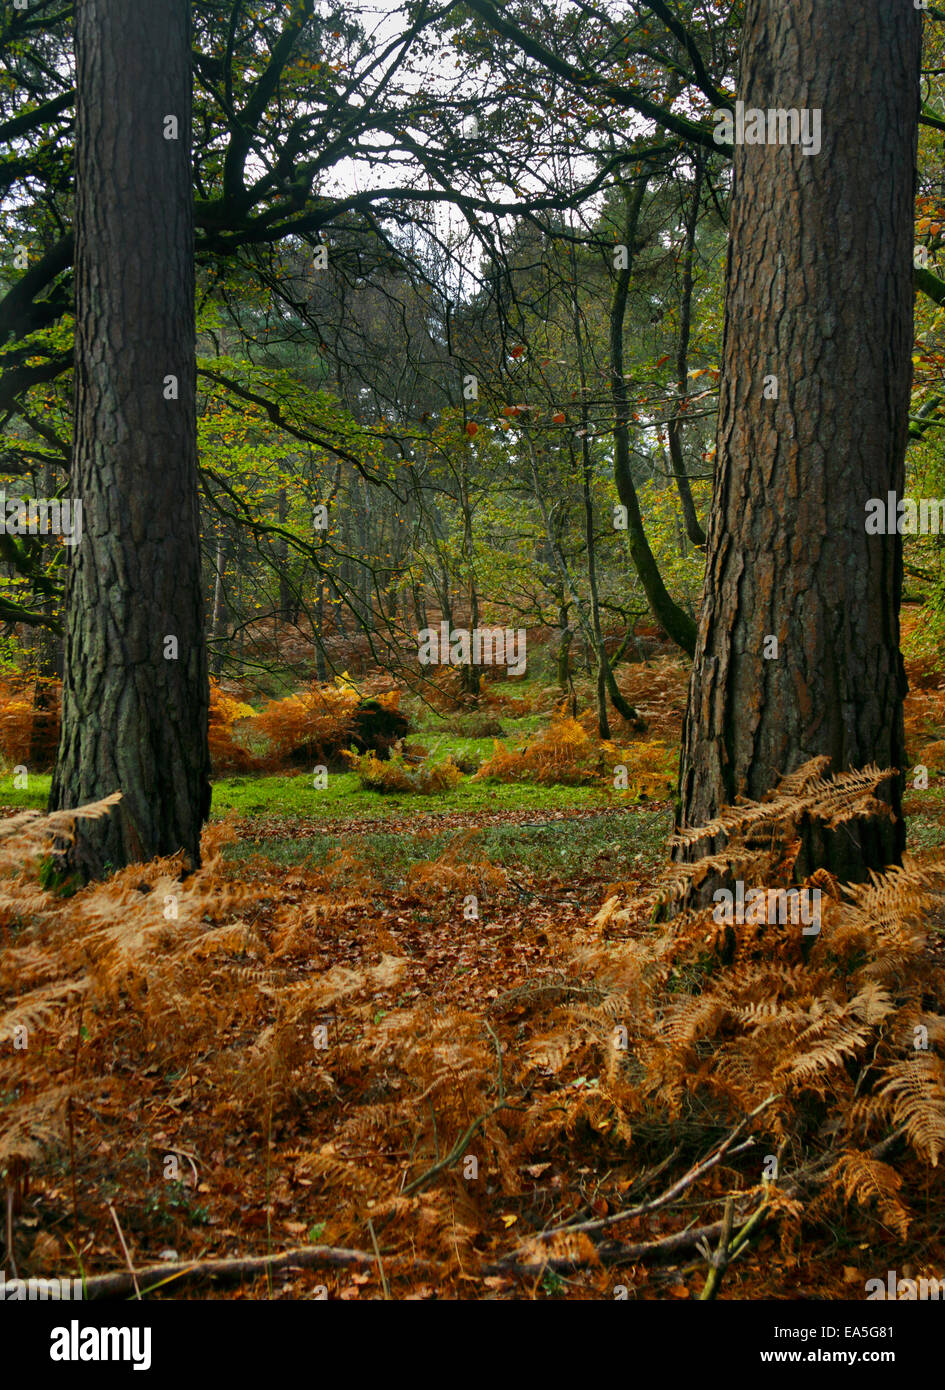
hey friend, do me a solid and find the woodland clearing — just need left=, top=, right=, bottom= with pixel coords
left=2, top=652, right=944, bottom=1302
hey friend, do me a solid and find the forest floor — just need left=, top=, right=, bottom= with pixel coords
left=3, top=649, right=945, bottom=1300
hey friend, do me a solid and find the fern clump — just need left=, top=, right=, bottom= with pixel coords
left=554, top=760, right=945, bottom=1243
left=475, top=716, right=673, bottom=793
left=208, top=679, right=256, bottom=773
left=254, top=682, right=361, bottom=765
left=2, top=765, right=942, bottom=1294
left=344, top=748, right=462, bottom=794
left=0, top=675, right=60, bottom=770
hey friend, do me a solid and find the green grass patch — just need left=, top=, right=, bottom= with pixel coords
left=0, top=772, right=50, bottom=809
left=906, top=813, right=945, bottom=853
left=210, top=770, right=618, bottom=820
left=226, top=807, right=671, bottom=885
left=0, top=764, right=650, bottom=825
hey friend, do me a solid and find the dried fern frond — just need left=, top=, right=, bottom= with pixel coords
left=0, top=1081, right=77, bottom=1168
left=566, top=758, right=945, bottom=1254
left=820, top=1152, right=911, bottom=1241
left=0, top=792, right=122, bottom=880
left=669, top=762, right=895, bottom=853
left=0, top=978, right=88, bottom=1045
left=878, top=1057, right=945, bottom=1166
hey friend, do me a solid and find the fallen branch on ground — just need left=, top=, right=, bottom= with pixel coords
left=80, top=1215, right=757, bottom=1299
left=80, top=1243, right=437, bottom=1300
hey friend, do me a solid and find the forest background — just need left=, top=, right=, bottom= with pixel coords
left=2, top=0, right=945, bottom=1303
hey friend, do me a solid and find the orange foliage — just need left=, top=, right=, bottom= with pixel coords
left=404, top=830, right=507, bottom=902
left=253, top=681, right=403, bottom=766
left=612, top=655, right=690, bottom=741
left=1, top=767, right=943, bottom=1299
left=475, top=716, right=629, bottom=787
left=208, top=680, right=256, bottom=773
left=0, top=676, right=60, bottom=770
left=253, top=683, right=361, bottom=764
left=344, top=748, right=461, bottom=794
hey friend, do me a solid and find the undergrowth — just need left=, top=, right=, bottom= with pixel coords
left=476, top=715, right=675, bottom=795
left=343, top=749, right=462, bottom=794
left=0, top=763, right=943, bottom=1299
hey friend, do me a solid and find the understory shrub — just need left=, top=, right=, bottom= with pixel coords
left=344, top=748, right=462, bottom=794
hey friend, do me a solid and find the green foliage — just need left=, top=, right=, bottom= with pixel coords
left=36, top=855, right=83, bottom=899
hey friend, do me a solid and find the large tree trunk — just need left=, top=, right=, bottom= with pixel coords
left=677, top=0, right=921, bottom=882
left=50, top=0, right=210, bottom=876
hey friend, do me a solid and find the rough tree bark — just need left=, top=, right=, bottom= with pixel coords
left=50, top=0, right=210, bottom=876
left=677, top=0, right=922, bottom=881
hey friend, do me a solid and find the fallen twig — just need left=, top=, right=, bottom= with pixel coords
left=106, top=1203, right=141, bottom=1301
left=532, top=1093, right=779, bottom=1244
left=80, top=1244, right=433, bottom=1300
left=403, top=1101, right=512, bottom=1195
left=699, top=1195, right=734, bottom=1301
left=81, top=1219, right=743, bottom=1300
left=79, top=1121, right=917, bottom=1299
left=367, top=1219, right=390, bottom=1301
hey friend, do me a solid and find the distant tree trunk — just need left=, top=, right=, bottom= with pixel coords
left=459, top=474, right=480, bottom=696
left=676, top=0, right=921, bottom=883
left=556, top=600, right=572, bottom=690
left=29, top=471, right=60, bottom=767
left=50, top=0, right=210, bottom=876
left=411, top=582, right=428, bottom=633
left=211, top=537, right=227, bottom=676
left=611, top=180, right=697, bottom=658
left=276, top=487, right=292, bottom=620
left=667, top=155, right=707, bottom=550
left=331, top=589, right=348, bottom=639
left=313, top=583, right=328, bottom=682
left=28, top=461, right=63, bottom=759
left=569, top=249, right=610, bottom=736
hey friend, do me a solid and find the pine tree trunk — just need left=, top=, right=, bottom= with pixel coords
left=677, top=0, right=921, bottom=882
left=50, top=0, right=210, bottom=876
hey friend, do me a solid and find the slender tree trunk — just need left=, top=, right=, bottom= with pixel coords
left=677, top=0, right=921, bottom=882
left=276, top=487, right=292, bottom=620
left=569, top=247, right=611, bottom=735
left=459, top=471, right=480, bottom=696
left=556, top=599, right=572, bottom=691
left=412, top=581, right=427, bottom=634
left=210, top=536, right=227, bottom=676
left=667, top=155, right=707, bottom=549
left=313, top=583, right=328, bottom=682
left=611, top=180, right=697, bottom=657
left=50, top=0, right=210, bottom=876
left=28, top=488, right=59, bottom=770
